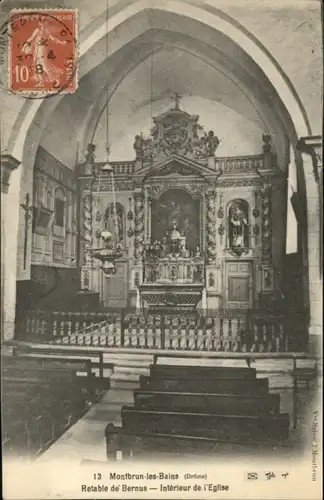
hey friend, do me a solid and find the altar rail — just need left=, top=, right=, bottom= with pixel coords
left=15, top=309, right=308, bottom=353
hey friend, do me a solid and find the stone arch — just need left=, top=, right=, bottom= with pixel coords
left=3, top=0, right=316, bottom=341
left=9, top=0, right=311, bottom=163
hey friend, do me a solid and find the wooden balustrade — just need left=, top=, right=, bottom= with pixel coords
left=15, top=309, right=307, bottom=353
left=215, top=154, right=264, bottom=172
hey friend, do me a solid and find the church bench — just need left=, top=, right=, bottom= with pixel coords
left=120, top=406, right=290, bottom=443
left=12, top=344, right=113, bottom=382
left=104, top=424, right=287, bottom=460
left=139, top=375, right=270, bottom=395
left=2, top=377, right=89, bottom=454
left=2, top=381, right=87, bottom=425
left=3, top=373, right=90, bottom=413
left=2, top=414, right=52, bottom=456
left=2, top=355, right=99, bottom=400
left=133, top=390, right=280, bottom=415
left=3, top=366, right=91, bottom=414
left=150, top=364, right=256, bottom=379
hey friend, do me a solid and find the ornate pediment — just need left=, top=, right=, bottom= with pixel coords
left=138, top=154, right=217, bottom=180
left=133, top=94, right=220, bottom=165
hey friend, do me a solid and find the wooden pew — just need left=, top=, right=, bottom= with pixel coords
left=105, top=424, right=285, bottom=460
left=150, top=364, right=256, bottom=379
left=2, top=355, right=99, bottom=401
left=12, top=344, right=113, bottom=383
left=133, top=390, right=280, bottom=415
left=2, top=391, right=55, bottom=456
left=2, top=368, right=89, bottom=456
left=139, top=375, right=270, bottom=395
left=2, top=375, right=88, bottom=425
left=2, top=370, right=89, bottom=413
left=2, top=413, right=52, bottom=457
left=120, top=406, right=290, bottom=442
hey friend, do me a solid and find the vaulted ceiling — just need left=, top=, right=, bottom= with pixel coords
left=37, top=8, right=293, bottom=168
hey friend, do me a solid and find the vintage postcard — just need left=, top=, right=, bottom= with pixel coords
left=0, top=0, right=322, bottom=499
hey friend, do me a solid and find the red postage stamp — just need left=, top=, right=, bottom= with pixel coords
left=8, top=9, right=77, bottom=95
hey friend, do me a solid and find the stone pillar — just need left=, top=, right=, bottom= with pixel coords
left=1, top=154, right=20, bottom=341
left=296, top=136, right=322, bottom=354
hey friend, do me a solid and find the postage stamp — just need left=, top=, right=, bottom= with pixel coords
left=8, top=9, right=77, bottom=96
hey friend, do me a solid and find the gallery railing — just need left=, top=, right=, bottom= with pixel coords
left=14, top=309, right=308, bottom=353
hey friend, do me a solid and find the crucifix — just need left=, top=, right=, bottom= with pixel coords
left=20, top=193, right=33, bottom=270
left=171, top=92, right=182, bottom=110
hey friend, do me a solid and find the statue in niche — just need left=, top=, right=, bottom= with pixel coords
left=104, top=203, right=124, bottom=243
left=228, top=201, right=249, bottom=251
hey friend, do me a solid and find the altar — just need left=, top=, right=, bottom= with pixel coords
left=77, top=96, right=286, bottom=314
left=139, top=221, right=205, bottom=311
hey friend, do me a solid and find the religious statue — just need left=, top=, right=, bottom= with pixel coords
left=180, top=242, right=189, bottom=258
left=262, top=133, right=272, bottom=153
left=229, top=201, right=249, bottom=249
left=151, top=124, right=159, bottom=140
left=85, top=143, right=96, bottom=163
left=133, top=134, right=143, bottom=159
left=204, top=130, right=220, bottom=157
left=104, top=204, right=124, bottom=243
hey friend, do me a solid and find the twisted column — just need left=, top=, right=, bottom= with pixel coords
left=134, top=192, right=144, bottom=262
left=261, top=185, right=272, bottom=263
left=206, top=190, right=217, bottom=263
left=83, top=193, right=93, bottom=264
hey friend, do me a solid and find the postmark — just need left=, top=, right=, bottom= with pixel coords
left=8, top=9, right=78, bottom=97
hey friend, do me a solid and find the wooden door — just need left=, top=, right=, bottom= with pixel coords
left=103, top=261, right=128, bottom=308
left=225, top=261, right=253, bottom=310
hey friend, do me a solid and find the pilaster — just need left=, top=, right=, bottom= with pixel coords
left=1, top=154, right=20, bottom=341
left=296, top=136, right=322, bottom=355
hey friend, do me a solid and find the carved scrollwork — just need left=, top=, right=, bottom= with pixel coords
left=217, top=180, right=260, bottom=188
left=218, top=222, right=225, bottom=245
left=208, top=272, right=215, bottom=287
left=261, top=185, right=272, bottom=263
left=253, top=224, right=260, bottom=236
left=217, top=206, right=224, bottom=218
left=127, top=227, right=134, bottom=238
left=83, top=193, right=93, bottom=264
left=134, top=193, right=145, bottom=261
left=147, top=182, right=205, bottom=200
left=206, top=191, right=217, bottom=263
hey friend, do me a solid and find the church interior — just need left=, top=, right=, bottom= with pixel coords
left=1, top=0, right=322, bottom=465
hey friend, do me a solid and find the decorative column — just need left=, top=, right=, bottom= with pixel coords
left=261, top=183, right=272, bottom=264
left=1, top=154, right=20, bottom=341
left=206, top=189, right=217, bottom=263
left=296, top=135, right=322, bottom=354
left=80, top=143, right=96, bottom=290
left=83, top=192, right=93, bottom=265
left=133, top=190, right=145, bottom=262
left=205, top=189, right=220, bottom=311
